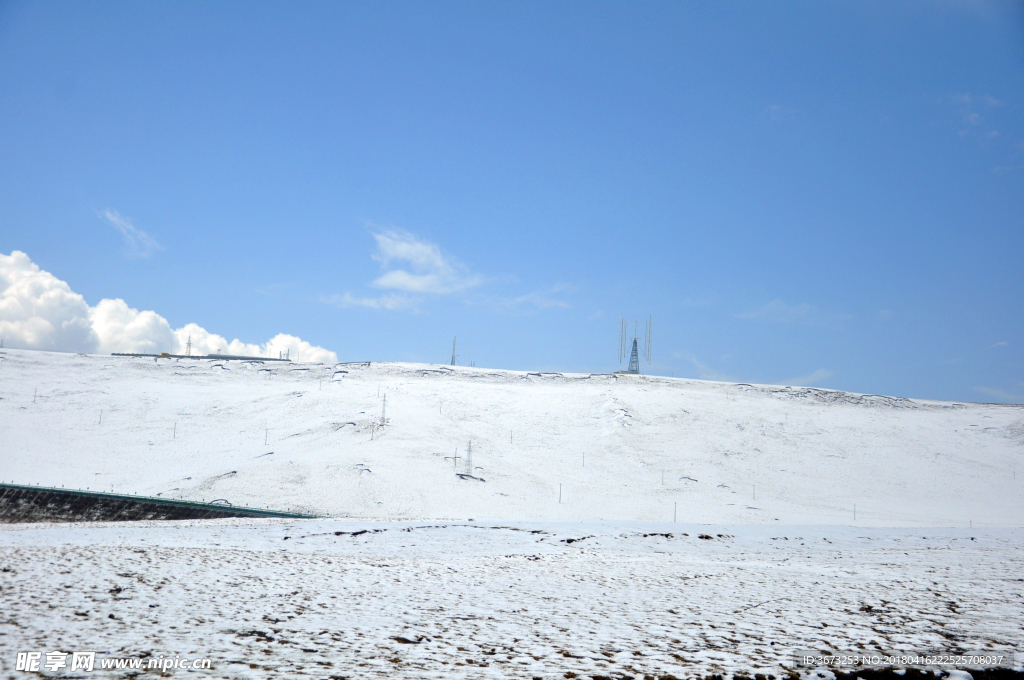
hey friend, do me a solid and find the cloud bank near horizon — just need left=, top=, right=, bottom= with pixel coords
left=0, top=251, right=337, bottom=362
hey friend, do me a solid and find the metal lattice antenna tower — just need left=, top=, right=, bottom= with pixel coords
left=450, top=337, right=458, bottom=366
left=618, top=316, right=652, bottom=374
left=627, top=337, right=641, bottom=373
left=185, top=335, right=192, bottom=357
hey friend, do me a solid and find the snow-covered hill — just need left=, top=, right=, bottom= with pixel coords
left=2, top=348, right=1022, bottom=526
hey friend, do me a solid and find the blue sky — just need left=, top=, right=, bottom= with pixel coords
left=1, top=1, right=1022, bottom=402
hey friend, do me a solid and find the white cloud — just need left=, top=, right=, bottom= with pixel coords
left=370, top=229, right=482, bottom=294
left=779, top=368, right=832, bottom=387
left=0, top=251, right=337, bottom=362
left=507, top=283, right=573, bottom=310
left=101, top=209, right=162, bottom=258
left=327, top=228, right=572, bottom=315
left=265, top=334, right=336, bottom=363
left=985, top=341, right=1008, bottom=350
left=322, top=228, right=488, bottom=313
left=509, top=292, right=570, bottom=309
left=91, top=298, right=177, bottom=354
left=172, top=324, right=336, bottom=363
left=0, top=250, right=97, bottom=352
left=321, top=292, right=415, bottom=311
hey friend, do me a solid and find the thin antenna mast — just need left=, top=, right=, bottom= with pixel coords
left=618, top=318, right=627, bottom=363
left=450, top=337, right=457, bottom=366
left=644, top=316, right=652, bottom=363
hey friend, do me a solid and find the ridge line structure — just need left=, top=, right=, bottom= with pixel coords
left=111, top=353, right=291, bottom=362
left=617, top=315, right=652, bottom=374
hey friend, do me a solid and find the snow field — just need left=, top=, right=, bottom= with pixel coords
left=0, top=519, right=1021, bottom=679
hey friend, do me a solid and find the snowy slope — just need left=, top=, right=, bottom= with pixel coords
left=1, top=348, right=1022, bottom=526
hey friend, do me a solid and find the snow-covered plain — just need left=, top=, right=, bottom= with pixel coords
left=2, top=349, right=1023, bottom=678
left=1, top=349, right=1021, bottom=526
left=1, top=519, right=1022, bottom=678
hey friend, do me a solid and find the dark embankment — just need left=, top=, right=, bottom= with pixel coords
left=0, top=483, right=315, bottom=523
